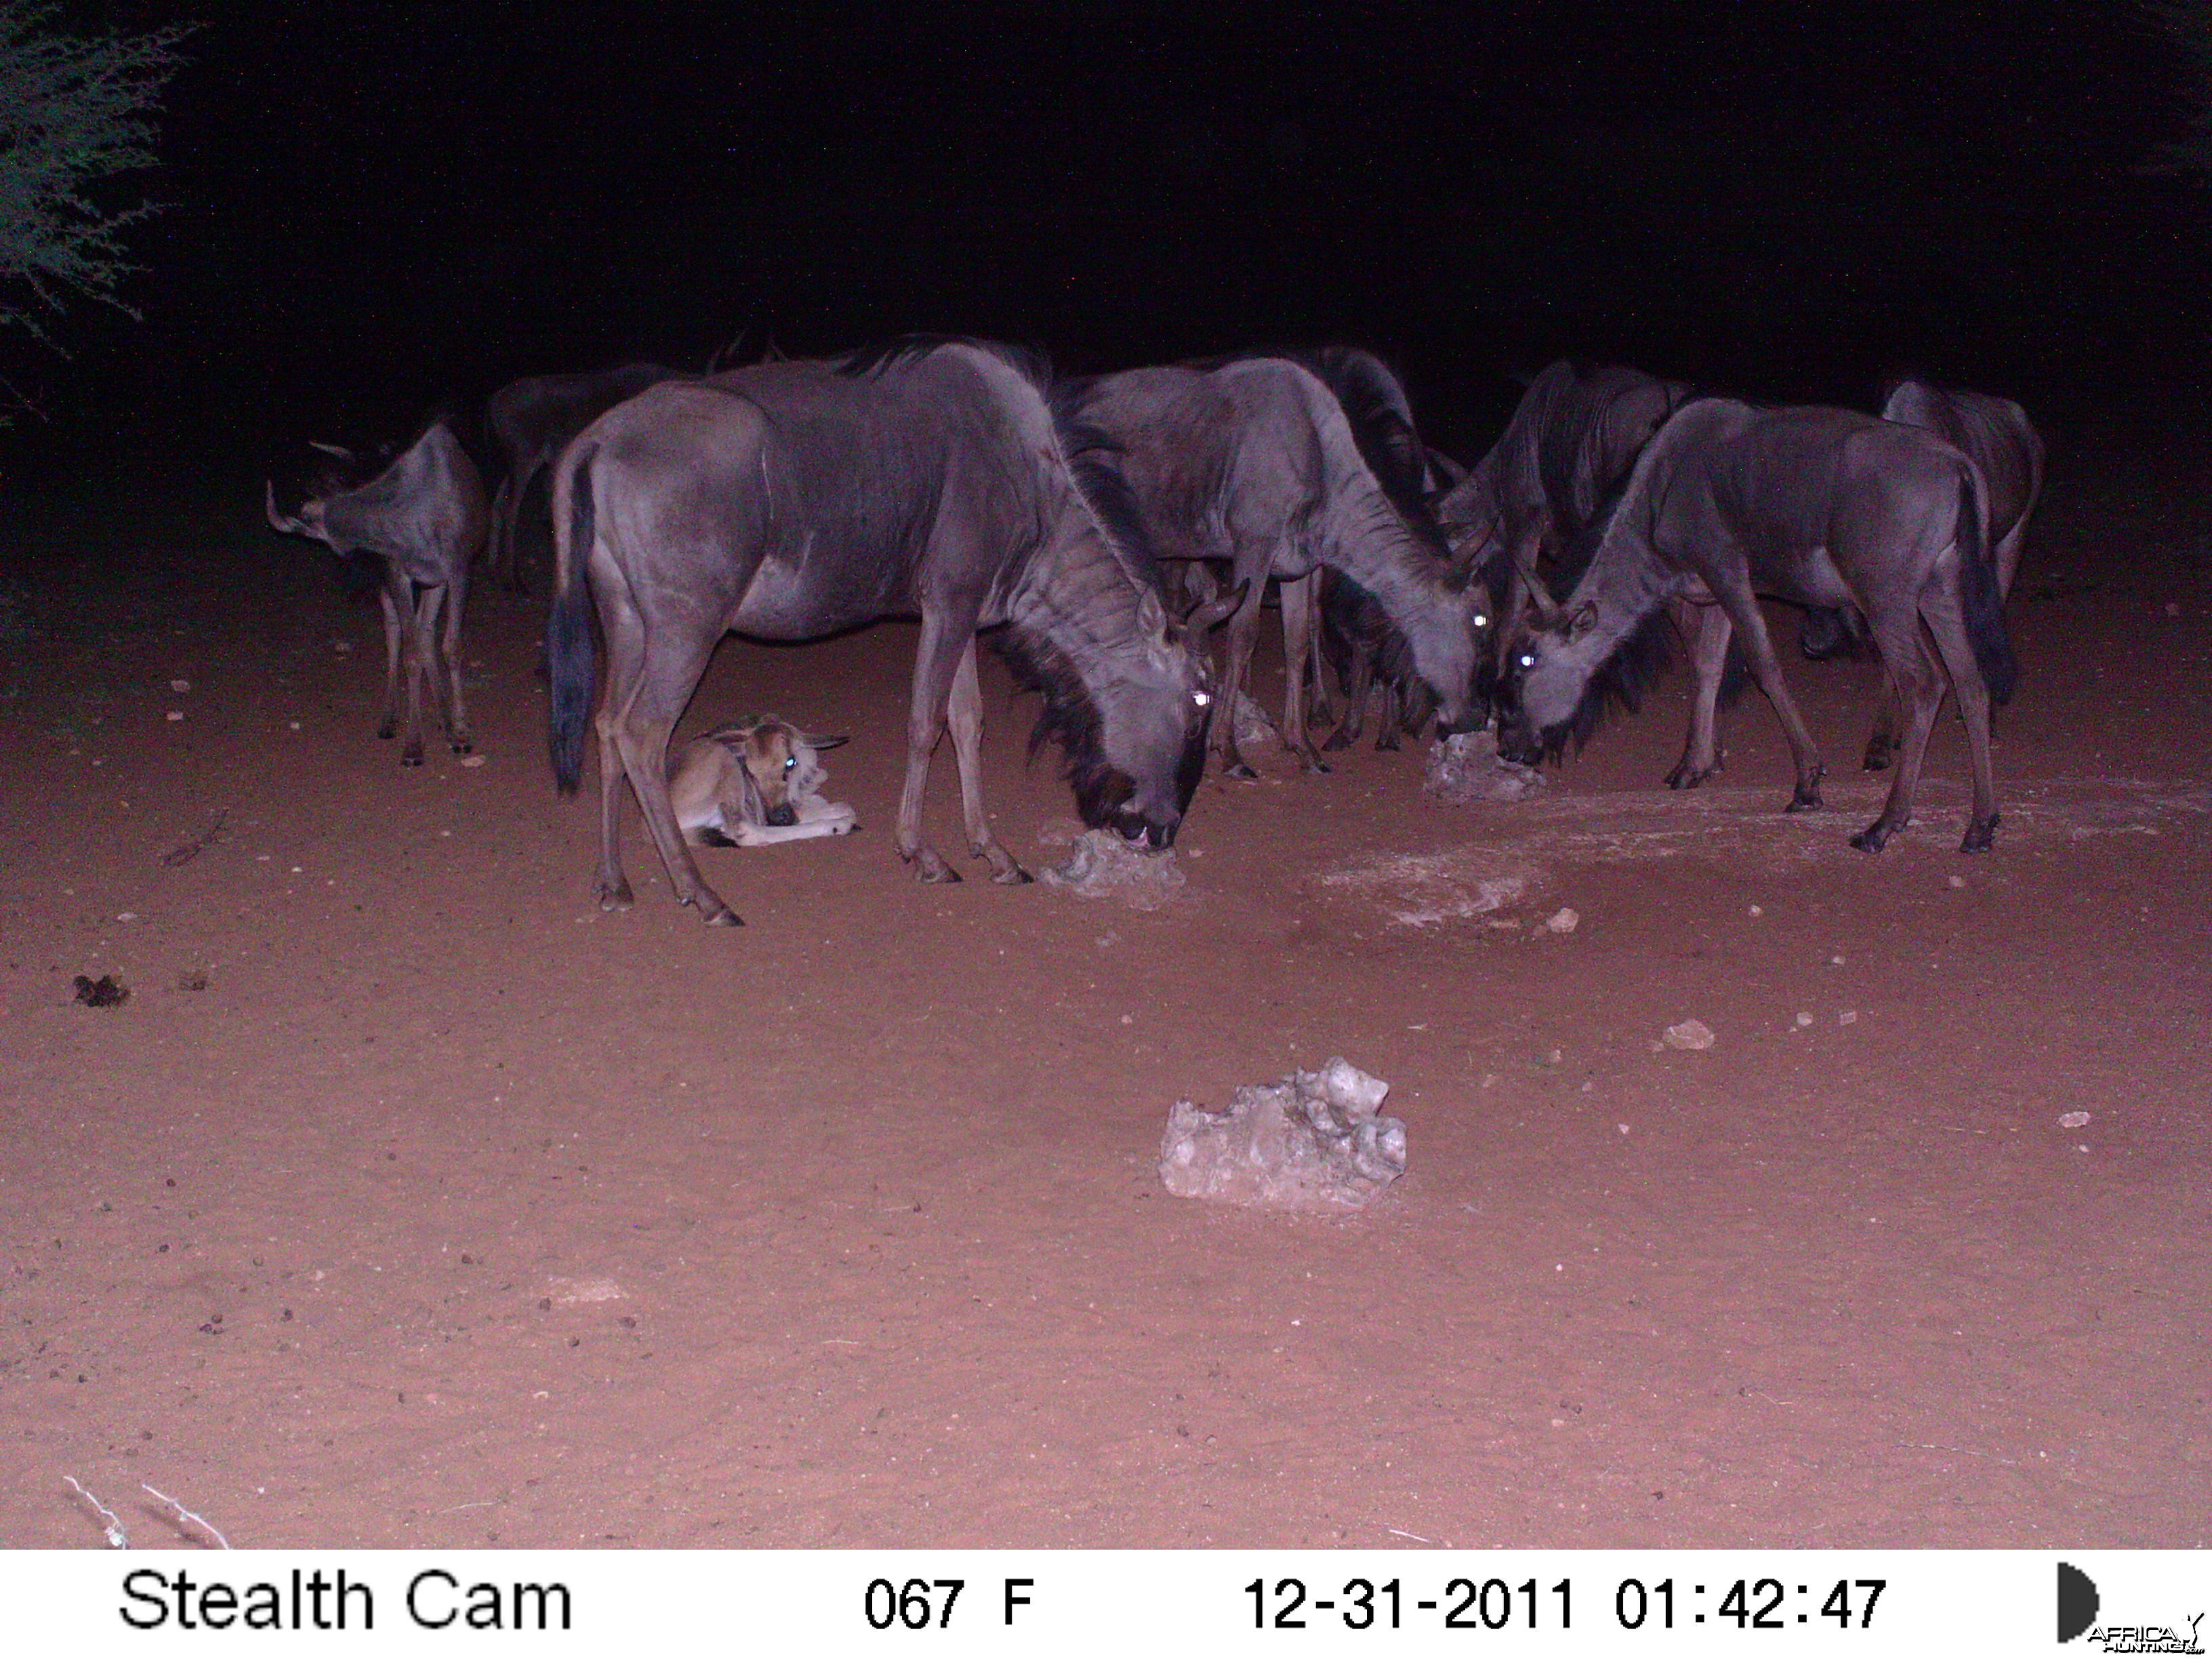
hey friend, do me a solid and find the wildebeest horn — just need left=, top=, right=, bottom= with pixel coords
left=1521, top=565, right=1565, bottom=626
left=1184, top=579, right=1249, bottom=634
left=308, top=441, right=354, bottom=462
left=264, top=480, right=311, bottom=537
left=1425, top=444, right=1468, bottom=487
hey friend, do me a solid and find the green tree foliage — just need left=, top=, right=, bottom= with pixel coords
left=0, top=3, right=187, bottom=342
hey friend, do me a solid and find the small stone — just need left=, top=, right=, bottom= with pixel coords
left=1839, top=1010, right=1859, bottom=1025
left=332, top=640, right=352, bottom=653
left=1617, top=1123, right=1631, bottom=1134
left=169, top=679, right=190, bottom=693
left=1544, top=907, right=1579, bottom=935
left=115, top=912, right=136, bottom=923
left=2165, top=602, right=2182, bottom=617
left=1793, top=1012, right=1813, bottom=1027
left=1425, top=730, right=1547, bottom=804
left=165, top=711, right=184, bottom=722
left=1748, top=905, right=1763, bottom=916
left=459, top=754, right=487, bottom=769
left=1830, top=954, right=1845, bottom=966
left=1662, top=1019, right=1715, bottom=1052
left=2058, top=1111, right=2092, bottom=1129
left=1947, top=875, right=1965, bottom=888
left=288, top=721, right=302, bottom=731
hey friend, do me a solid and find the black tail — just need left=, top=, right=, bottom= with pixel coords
left=1955, top=461, right=2018, bottom=707
left=547, top=444, right=599, bottom=795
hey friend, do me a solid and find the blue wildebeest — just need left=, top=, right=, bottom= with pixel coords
left=1496, top=398, right=2018, bottom=853
left=483, top=364, right=685, bottom=594
left=265, top=418, right=487, bottom=766
left=1801, top=377, right=2047, bottom=770
left=1435, top=362, right=1694, bottom=683
left=1057, top=350, right=1481, bottom=777
left=547, top=340, right=1218, bottom=926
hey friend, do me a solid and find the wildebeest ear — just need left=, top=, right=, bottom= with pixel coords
left=798, top=732, right=848, bottom=752
left=1565, top=600, right=1599, bottom=640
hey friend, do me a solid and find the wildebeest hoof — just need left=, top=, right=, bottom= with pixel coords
left=451, top=738, right=473, bottom=755
left=991, top=861, right=1034, bottom=886
left=702, top=905, right=744, bottom=927
left=377, top=721, right=397, bottom=740
left=912, top=848, right=961, bottom=883
left=1664, top=762, right=1712, bottom=791
left=596, top=878, right=634, bottom=910
left=1849, top=823, right=1891, bottom=853
left=1861, top=741, right=1893, bottom=772
left=1375, top=732, right=1401, bottom=752
left=1959, top=813, right=1999, bottom=854
left=1322, top=729, right=1354, bottom=752
left=1785, top=792, right=1822, bottom=814
left=1223, top=762, right=1259, bottom=781
left=401, top=745, right=425, bottom=767
left=1299, top=755, right=1332, bottom=776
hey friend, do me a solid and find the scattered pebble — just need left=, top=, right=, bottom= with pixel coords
left=1544, top=907, right=1580, bottom=935
left=1616, top=1124, right=1631, bottom=1135
left=1546, top=1047, right=1564, bottom=1065
left=1830, top=954, right=1845, bottom=966
left=332, top=640, right=352, bottom=653
left=165, top=711, right=184, bottom=722
left=288, top=721, right=302, bottom=731
left=1748, top=904, right=1763, bottom=916
left=169, top=679, right=190, bottom=693
left=1839, top=1010, right=1859, bottom=1025
left=2059, top=1111, right=2092, bottom=1129
left=459, top=754, right=487, bottom=769
left=2165, top=602, right=2182, bottom=617
left=1948, top=874, right=1965, bottom=888
left=115, top=912, right=136, bottom=923
left=1662, top=1019, right=1715, bottom=1052
left=1794, top=1011, right=1814, bottom=1027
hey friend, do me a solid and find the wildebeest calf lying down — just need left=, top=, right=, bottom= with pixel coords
left=669, top=716, right=856, bottom=847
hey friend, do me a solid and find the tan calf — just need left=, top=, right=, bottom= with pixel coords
left=668, top=716, right=856, bottom=848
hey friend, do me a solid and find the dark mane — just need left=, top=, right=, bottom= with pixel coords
left=1048, top=377, right=1164, bottom=588
left=836, top=334, right=1053, bottom=390
left=989, top=623, right=1128, bottom=827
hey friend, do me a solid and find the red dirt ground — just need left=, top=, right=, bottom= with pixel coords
left=2, top=458, right=2207, bottom=1551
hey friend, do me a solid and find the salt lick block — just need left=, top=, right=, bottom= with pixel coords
left=1160, top=1057, right=1408, bottom=1212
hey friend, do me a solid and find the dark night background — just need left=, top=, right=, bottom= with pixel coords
left=6, top=1, right=2207, bottom=485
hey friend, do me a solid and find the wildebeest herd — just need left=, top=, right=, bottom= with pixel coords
left=264, top=341, right=2041, bottom=925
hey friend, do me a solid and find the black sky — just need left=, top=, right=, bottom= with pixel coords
left=9, top=1, right=2205, bottom=480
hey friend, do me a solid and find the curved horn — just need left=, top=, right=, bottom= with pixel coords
left=1424, top=444, right=1468, bottom=487
left=265, top=480, right=311, bottom=537
left=1184, top=578, right=1250, bottom=635
left=307, top=441, right=354, bottom=462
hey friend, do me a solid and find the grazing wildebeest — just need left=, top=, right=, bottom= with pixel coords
left=1801, top=378, right=2047, bottom=769
left=264, top=418, right=487, bottom=766
left=1059, top=350, right=1481, bottom=777
left=483, top=364, right=684, bottom=593
left=548, top=340, right=1218, bottom=926
left=1435, top=362, right=1694, bottom=678
left=1496, top=398, right=2018, bottom=853
left=668, top=716, right=856, bottom=847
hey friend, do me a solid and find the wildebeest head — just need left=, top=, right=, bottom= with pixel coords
left=1004, top=586, right=1219, bottom=852
left=1496, top=600, right=1601, bottom=764
left=703, top=716, right=846, bottom=827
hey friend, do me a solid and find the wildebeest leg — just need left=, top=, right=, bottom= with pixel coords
left=1214, top=571, right=1270, bottom=779
left=1276, top=573, right=1329, bottom=774
left=1708, top=581, right=1826, bottom=813
left=895, top=609, right=974, bottom=883
left=1849, top=603, right=1947, bottom=854
left=438, top=563, right=472, bottom=752
left=947, top=637, right=1031, bottom=884
left=495, top=458, right=540, bottom=595
left=1305, top=602, right=1336, bottom=727
left=1862, top=668, right=1902, bottom=772
left=588, top=588, right=651, bottom=912
left=1664, top=600, right=1732, bottom=790
left=1324, top=647, right=1372, bottom=750
left=487, top=473, right=516, bottom=592
left=380, top=567, right=434, bottom=766
left=1922, top=582, right=2001, bottom=851
left=607, top=629, right=739, bottom=924
left=375, top=579, right=405, bottom=747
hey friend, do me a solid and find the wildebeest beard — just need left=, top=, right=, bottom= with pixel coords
left=992, top=625, right=1207, bottom=848
left=1500, top=609, right=1675, bottom=766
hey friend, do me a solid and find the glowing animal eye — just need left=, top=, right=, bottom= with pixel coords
left=1193, top=691, right=1212, bottom=708
left=1517, top=653, right=1536, bottom=670
left=783, top=756, right=797, bottom=771
left=1472, top=612, right=1490, bottom=629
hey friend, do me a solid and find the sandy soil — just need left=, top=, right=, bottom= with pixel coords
left=1, top=462, right=2207, bottom=1551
